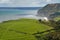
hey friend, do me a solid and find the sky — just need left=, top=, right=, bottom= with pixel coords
left=0, top=0, right=60, bottom=7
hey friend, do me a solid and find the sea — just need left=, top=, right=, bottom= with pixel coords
left=0, top=7, right=41, bottom=22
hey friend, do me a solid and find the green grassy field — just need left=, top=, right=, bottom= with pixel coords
left=0, top=19, right=53, bottom=40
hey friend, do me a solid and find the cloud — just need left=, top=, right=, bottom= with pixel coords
left=46, top=0, right=52, bottom=2
left=0, top=0, right=41, bottom=7
left=0, top=0, right=11, bottom=3
left=0, top=0, right=59, bottom=7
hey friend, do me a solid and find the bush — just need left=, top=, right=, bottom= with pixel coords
left=44, top=32, right=60, bottom=40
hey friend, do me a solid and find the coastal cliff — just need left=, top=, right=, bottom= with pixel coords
left=37, top=3, right=60, bottom=20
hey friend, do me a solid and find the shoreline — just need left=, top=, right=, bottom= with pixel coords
left=0, top=18, right=38, bottom=23
left=0, top=15, right=40, bottom=23
left=0, top=16, right=49, bottom=23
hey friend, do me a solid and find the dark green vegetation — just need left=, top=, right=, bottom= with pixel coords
left=36, top=19, right=60, bottom=40
left=0, top=19, right=53, bottom=40
left=44, top=20, right=60, bottom=40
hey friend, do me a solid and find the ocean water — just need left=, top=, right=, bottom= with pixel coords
left=0, top=9, right=38, bottom=22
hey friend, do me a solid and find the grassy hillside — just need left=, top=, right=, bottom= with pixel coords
left=0, top=19, right=53, bottom=40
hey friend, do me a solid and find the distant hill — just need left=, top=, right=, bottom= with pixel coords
left=37, top=3, right=60, bottom=20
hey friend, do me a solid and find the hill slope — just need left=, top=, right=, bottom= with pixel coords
left=0, top=19, right=52, bottom=40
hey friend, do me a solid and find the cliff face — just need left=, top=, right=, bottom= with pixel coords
left=37, top=3, right=60, bottom=20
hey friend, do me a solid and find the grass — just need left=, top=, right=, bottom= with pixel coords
left=0, top=19, right=53, bottom=40
left=54, top=16, right=60, bottom=21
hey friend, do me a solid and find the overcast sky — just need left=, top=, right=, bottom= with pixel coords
left=0, top=0, right=60, bottom=7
